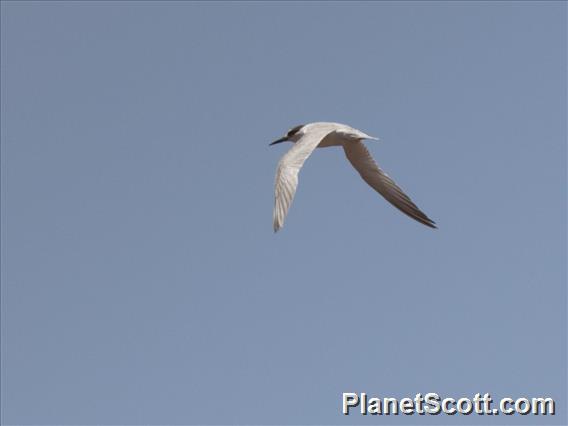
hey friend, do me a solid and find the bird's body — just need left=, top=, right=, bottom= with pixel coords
left=270, top=122, right=436, bottom=232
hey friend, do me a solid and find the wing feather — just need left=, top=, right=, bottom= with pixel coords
left=273, top=127, right=335, bottom=232
left=343, top=141, right=437, bottom=228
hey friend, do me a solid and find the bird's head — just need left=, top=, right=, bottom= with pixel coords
left=269, top=124, right=305, bottom=146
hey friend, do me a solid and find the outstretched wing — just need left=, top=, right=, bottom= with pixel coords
left=273, top=127, right=335, bottom=232
left=343, top=141, right=436, bottom=228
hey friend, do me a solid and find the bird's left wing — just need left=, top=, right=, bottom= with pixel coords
left=343, top=140, right=437, bottom=228
left=273, top=127, right=335, bottom=232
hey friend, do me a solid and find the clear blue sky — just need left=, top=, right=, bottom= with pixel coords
left=1, top=2, right=566, bottom=424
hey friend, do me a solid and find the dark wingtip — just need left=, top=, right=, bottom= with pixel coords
left=421, top=217, right=437, bottom=229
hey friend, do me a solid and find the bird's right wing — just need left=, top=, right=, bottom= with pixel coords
left=273, top=127, right=335, bottom=232
left=343, top=140, right=437, bottom=228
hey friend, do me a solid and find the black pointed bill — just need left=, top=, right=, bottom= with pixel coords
left=270, top=136, right=288, bottom=146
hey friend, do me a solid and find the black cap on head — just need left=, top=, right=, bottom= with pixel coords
left=287, top=124, right=304, bottom=138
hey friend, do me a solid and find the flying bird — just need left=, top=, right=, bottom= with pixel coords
left=270, top=122, right=436, bottom=232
